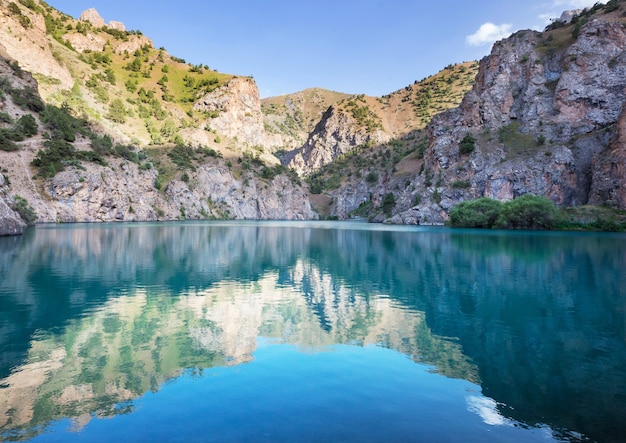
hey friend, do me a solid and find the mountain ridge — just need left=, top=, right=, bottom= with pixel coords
left=2, top=0, right=626, bottom=234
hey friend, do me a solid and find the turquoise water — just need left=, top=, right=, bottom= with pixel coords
left=0, top=221, right=625, bottom=442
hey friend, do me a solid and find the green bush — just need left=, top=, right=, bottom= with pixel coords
left=494, top=195, right=559, bottom=230
left=15, top=114, right=38, bottom=137
left=31, top=138, right=105, bottom=178
left=260, top=164, right=284, bottom=180
left=381, top=192, right=396, bottom=216
left=0, top=130, right=20, bottom=151
left=459, top=134, right=476, bottom=155
left=114, top=144, right=141, bottom=163
left=90, top=133, right=113, bottom=155
left=9, top=87, right=44, bottom=112
left=0, top=112, right=12, bottom=123
left=449, top=197, right=503, bottom=228
left=41, top=105, right=87, bottom=141
left=31, top=138, right=77, bottom=177
left=450, top=195, right=559, bottom=230
left=366, top=171, right=378, bottom=184
left=12, top=195, right=37, bottom=225
left=451, top=180, right=471, bottom=189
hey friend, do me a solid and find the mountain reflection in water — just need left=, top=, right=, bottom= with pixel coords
left=0, top=221, right=625, bottom=442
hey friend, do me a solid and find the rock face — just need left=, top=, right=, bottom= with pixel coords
left=194, top=77, right=282, bottom=149
left=79, top=8, right=125, bottom=31
left=64, top=32, right=106, bottom=53
left=79, top=8, right=106, bottom=28
left=285, top=105, right=391, bottom=176
left=111, top=35, right=153, bottom=55
left=0, top=174, right=26, bottom=236
left=386, top=10, right=626, bottom=224
left=41, top=160, right=316, bottom=223
left=0, top=2, right=74, bottom=89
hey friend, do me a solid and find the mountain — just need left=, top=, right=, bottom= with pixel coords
left=2, top=0, right=626, bottom=234
left=299, top=1, right=626, bottom=223
left=388, top=1, right=626, bottom=224
left=0, top=1, right=317, bottom=235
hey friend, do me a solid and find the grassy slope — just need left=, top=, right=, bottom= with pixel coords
left=10, top=1, right=235, bottom=150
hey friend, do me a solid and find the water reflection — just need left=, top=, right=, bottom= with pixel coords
left=0, top=222, right=625, bottom=442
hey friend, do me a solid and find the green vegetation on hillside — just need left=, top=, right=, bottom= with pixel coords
left=449, top=196, right=626, bottom=231
left=406, top=63, right=478, bottom=125
left=3, top=1, right=234, bottom=147
left=306, top=136, right=420, bottom=194
left=343, top=95, right=382, bottom=131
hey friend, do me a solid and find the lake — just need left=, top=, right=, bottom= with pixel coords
left=0, top=221, right=625, bottom=442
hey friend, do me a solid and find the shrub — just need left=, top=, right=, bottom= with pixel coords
left=451, top=180, right=471, bottom=189
left=459, top=134, right=476, bottom=155
left=114, top=144, right=141, bottom=163
left=90, top=133, right=113, bottom=155
left=0, top=130, right=20, bottom=151
left=12, top=195, right=37, bottom=225
left=108, top=99, right=127, bottom=123
left=365, top=171, right=378, bottom=184
left=260, top=164, right=284, bottom=180
left=41, top=105, right=87, bottom=141
left=32, top=138, right=105, bottom=178
left=449, top=197, right=503, bottom=228
left=31, top=138, right=77, bottom=177
left=9, top=87, right=45, bottom=112
left=494, top=195, right=559, bottom=230
left=432, top=189, right=442, bottom=204
left=381, top=193, right=396, bottom=216
left=15, top=114, right=38, bottom=137
left=0, top=112, right=12, bottom=123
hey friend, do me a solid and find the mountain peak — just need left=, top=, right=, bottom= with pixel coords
left=79, top=7, right=126, bottom=31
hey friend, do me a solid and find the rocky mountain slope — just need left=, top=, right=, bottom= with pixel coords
left=0, top=1, right=317, bottom=235
left=302, top=1, right=626, bottom=223
left=0, top=52, right=316, bottom=235
left=387, top=1, right=626, bottom=224
left=283, top=62, right=478, bottom=176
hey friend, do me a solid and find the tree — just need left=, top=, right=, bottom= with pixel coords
left=449, top=198, right=503, bottom=228
left=494, top=195, right=560, bottom=230
left=381, top=193, right=396, bottom=216
left=459, top=134, right=476, bottom=155
left=15, top=114, right=37, bottom=137
left=108, top=99, right=127, bottom=123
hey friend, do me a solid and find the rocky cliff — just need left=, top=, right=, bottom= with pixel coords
left=0, top=52, right=316, bottom=234
left=389, top=5, right=626, bottom=224
left=285, top=104, right=391, bottom=176
left=193, top=76, right=282, bottom=153
left=0, top=3, right=319, bottom=235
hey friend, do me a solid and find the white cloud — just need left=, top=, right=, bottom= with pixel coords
left=466, top=23, right=513, bottom=47
left=466, top=396, right=510, bottom=426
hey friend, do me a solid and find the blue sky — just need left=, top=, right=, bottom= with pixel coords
left=45, top=0, right=601, bottom=98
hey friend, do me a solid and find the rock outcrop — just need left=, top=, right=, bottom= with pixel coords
left=0, top=174, right=26, bottom=236
left=79, top=8, right=125, bottom=31
left=79, top=8, right=106, bottom=28
left=286, top=105, right=391, bottom=176
left=41, top=160, right=316, bottom=223
left=194, top=77, right=282, bottom=150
